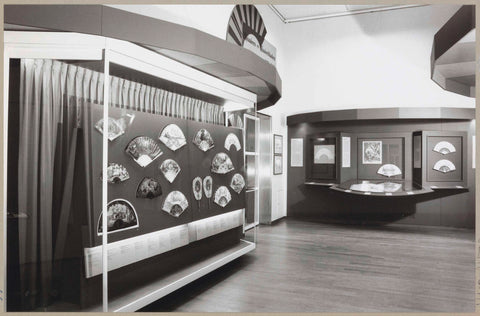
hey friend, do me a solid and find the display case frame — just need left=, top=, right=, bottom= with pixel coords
left=413, top=130, right=468, bottom=189
left=3, top=31, right=258, bottom=312
left=305, top=132, right=355, bottom=185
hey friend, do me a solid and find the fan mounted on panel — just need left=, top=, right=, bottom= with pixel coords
left=433, top=159, right=456, bottom=173
left=377, top=164, right=402, bottom=177
left=97, top=199, right=139, bottom=235
left=214, top=186, right=232, bottom=208
left=162, top=191, right=189, bottom=217
left=225, top=133, right=241, bottom=151
left=125, top=136, right=163, bottom=167
left=433, top=141, right=456, bottom=155
left=159, top=124, right=187, bottom=151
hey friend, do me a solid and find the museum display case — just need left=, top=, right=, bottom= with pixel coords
left=4, top=29, right=264, bottom=312
left=288, top=108, right=474, bottom=226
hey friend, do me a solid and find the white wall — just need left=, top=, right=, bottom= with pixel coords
left=107, top=4, right=475, bottom=223
left=276, top=4, right=474, bottom=116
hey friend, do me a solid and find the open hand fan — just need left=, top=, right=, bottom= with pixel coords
left=433, top=141, right=456, bottom=155
left=211, top=152, right=235, bottom=174
left=136, top=177, right=162, bottom=199
left=230, top=173, right=245, bottom=194
left=193, top=129, right=214, bottom=152
left=214, top=186, right=232, bottom=208
left=103, top=163, right=129, bottom=183
left=377, top=164, right=402, bottom=177
left=97, top=199, right=138, bottom=235
left=159, top=124, right=186, bottom=151
left=159, top=159, right=181, bottom=183
left=125, top=136, right=163, bottom=167
left=433, top=159, right=456, bottom=173
left=224, top=133, right=241, bottom=151
left=162, top=191, right=189, bottom=217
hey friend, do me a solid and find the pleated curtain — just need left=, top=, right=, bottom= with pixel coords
left=17, top=58, right=224, bottom=310
left=109, top=76, right=225, bottom=124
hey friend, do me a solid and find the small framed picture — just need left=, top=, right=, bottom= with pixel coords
left=274, top=155, right=283, bottom=175
left=363, top=140, right=382, bottom=164
left=274, top=134, right=283, bottom=155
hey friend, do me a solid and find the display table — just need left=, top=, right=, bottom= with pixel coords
left=328, top=180, right=434, bottom=196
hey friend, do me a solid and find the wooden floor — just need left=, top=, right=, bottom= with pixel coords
left=141, top=219, right=475, bottom=312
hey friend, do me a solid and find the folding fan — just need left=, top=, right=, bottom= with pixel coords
left=211, top=152, right=235, bottom=174
left=193, top=129, right=214, bottom=152
left=159, top=159, right=181, bottom=183
left=433, top=141, right=456, bottom=155
left=97, top=199, right=138, bottom=235
left=230, top=173, right=245, bottom=194
left=159, top=124, right=186, bottom=151
left=162, top=191, right=189, bottom=217
left=125, top=136, right=163, bottom=167
left=103, top=163, right=129, bottom=183
left=214, top=186, right=232, bottom=208
left=377, top=164, right=402, bottom=177
left=433, top=159, right=456, bottom=173
left=224, top=133, right=241, bottom=151
left=136, top=177, right=162, bottom=199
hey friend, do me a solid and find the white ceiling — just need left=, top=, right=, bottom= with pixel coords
left=270, top=5, right=428, bottom=23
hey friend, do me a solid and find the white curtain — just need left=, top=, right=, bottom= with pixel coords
left=16, top=58, right=224, bottom=309
left=18, top=59, right=103, bottom=309
left=109, top=76, right=225, bottom=125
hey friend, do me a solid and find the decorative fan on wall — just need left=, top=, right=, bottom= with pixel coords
left=377, top=164, right=402, bottom=177
left=211, top=152, right=235, bottom=174
left=125, top=136, right=163, bottom=167
left=95, top=114, right=135, bottom=141
left=226, top=5, right=267, bottom=47
left=97, top=199, right=138, bottom=235
left=225, top=133, right=241, bottom=151
left=192, top=177, right=203, bottom=202
left=214, top=186, right=232, bottom=208
left=103, top=163, right=130, bottom=183
left=203, top=176, right=213, bottom=208
left=433, top=159, right=456, bottom=173
left=162, top=191, right=189, bottom=217
left=136, top=177, right=162, bottom=199
left=433, top=141, right=456, bottom=155
left=193, top=129, right=214, bottom=152
left=159, top=124, right=187, bottom=151
left=230, top=173, right=245, bottom=194
left=159, top=159, right=181, bottom=183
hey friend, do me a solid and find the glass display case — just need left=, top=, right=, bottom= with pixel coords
left=4, top=31, right=258, bottom=312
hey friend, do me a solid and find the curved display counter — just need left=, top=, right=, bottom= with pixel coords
left=288, top=107, right=475, bottom=228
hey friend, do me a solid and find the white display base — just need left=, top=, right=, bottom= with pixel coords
left=84, top=209, right=244, bottom=278
left=86, top=239, right=255, bottom=312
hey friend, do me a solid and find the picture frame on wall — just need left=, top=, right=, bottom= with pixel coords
left=362, top=140, right=382, bottom=164
left=274, top=155, right=283, bottom=175
left=274, top=134, right=283, bottom=155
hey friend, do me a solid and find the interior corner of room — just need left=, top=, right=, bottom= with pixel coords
left=2, top=2, right=477, bottom=313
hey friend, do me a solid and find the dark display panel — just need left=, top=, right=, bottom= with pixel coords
left=187, top=120, right=245, bottom=221
left=86, top=104, right=245, bottom=247
left=357, top=137, right=405, bottom=180
left=426, top=136, right=463, bottom=182
left=413, top=130, right=467, bottom=188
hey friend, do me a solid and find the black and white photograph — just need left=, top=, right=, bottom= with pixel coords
left=1, top=2, right=477, bottom=314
